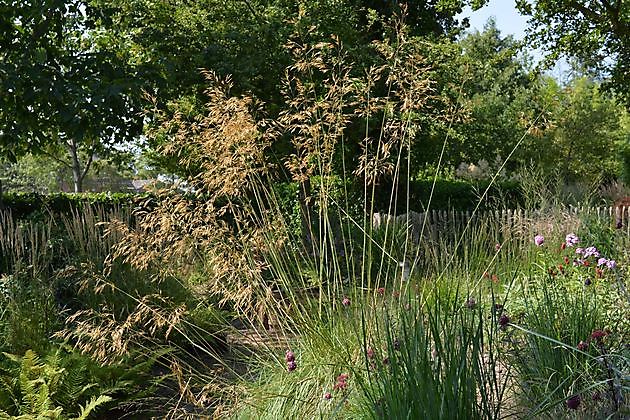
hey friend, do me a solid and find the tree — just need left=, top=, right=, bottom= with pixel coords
left=361, top=0, right=489, bottom=38
left=547, top=77, right=628, bottom=181
left=87, top=0, right=490, bottom=175
left=0, top=0, right=144, bottom=192
left=516, top=0, right=630, bottom=108
left=450, top=19, right=536, bottom=166
left=0, top=154, right=68, bottom=193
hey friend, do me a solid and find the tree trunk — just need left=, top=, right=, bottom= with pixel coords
left=68, top=140, right=83, bottom=193
left=0, top=179, right=4, bottom=210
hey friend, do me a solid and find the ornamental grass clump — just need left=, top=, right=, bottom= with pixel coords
left=354, top=288, right=509, bottom=420
left=507, top=231, right=628, bottom=418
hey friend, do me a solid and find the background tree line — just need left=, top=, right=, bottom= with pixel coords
left=1, top=0, right=628, bottom=194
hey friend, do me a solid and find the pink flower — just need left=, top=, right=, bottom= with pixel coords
left=324, top=392, right=332, bottom=400
left=590, top=330, right=607, bottom=341
left=342, top=297, right=350, bottom=307
left=597, top=257, right=608, bottom=267
left=376, top=287, right=385, bottom=296
left=606, top=260, right=617, bottom=269
left=565, top=233, right=579, bottom=246
left=285, top=350, right=295, bottom=362
left=333, top=373, right=349, bottom=390
left=534, top=235, right=544, bottom=246
left=575, top=247, right=584, bottom=255
left=495, top=243, right=501, bottom=251
left=577, top=341, right=588, bottom=351
left=583, top=246, right=600, bottom=258
left=566, top=395, right=580, bottom=410
left=499, top=314, right=510, bottom=329
left=392, top=338, right=400, bottom=350
left=366, top=347, right=375, bottom=359
left=287, top=360, right=297, bottom=372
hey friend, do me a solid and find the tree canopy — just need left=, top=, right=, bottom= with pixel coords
left=516, top=0, right=630, bottom=108
left=0, top=0, right=144, bottom=191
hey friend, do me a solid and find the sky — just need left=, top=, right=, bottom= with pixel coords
left=459, top=0, right=530, bottom=41
left=457, top=0, right=569, bottom=77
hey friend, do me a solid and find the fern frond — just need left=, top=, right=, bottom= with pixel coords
left=73, top=395, right=112, bottom=420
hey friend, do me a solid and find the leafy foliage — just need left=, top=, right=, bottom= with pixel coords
left=0, top=0, right=144, bottom=191
left=516, top=0, right=630, bottom=108
left=0, top=348, right=112, bottom=419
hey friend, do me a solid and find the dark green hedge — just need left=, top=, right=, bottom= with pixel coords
left=375, top=179, right=524, bottom=213
left=0, top=192, right=145, bottom=219
left=0, top=179, right=523, bottom=221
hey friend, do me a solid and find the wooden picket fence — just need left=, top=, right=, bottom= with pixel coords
left=373, top=204, right=630, bottom=243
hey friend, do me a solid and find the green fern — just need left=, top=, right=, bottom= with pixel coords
left=0, top=348, right=112, bottom=419
left=73, top=395, right=112, bottom=420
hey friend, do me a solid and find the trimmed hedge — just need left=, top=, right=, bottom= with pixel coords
left=0, top=192, right=145, bottom=219
left=0, top=179, right=523, bottom=220
left=373, top=179, right=524, bottom=213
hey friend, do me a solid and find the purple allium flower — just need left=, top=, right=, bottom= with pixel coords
left=590, top=330, right=607, bottom=341
left=566, top=395, right=581, bottom=410
left=575, top=247, right=584, bottom=255
left=324, top=392, right=332, bottom=400
left=498, top=314, right=510, bottom=329
left=584, top=278, right=592, bottom=286
left=342, top=297, right=351, bottom=307
left=366, top=347, right=375, bottom=359
left=392, top=338, right=400, bottom=350
left=287, top=360, right=297, bottom=372
left=333, top=373, right=349, bottom=390
left=285, top=350, right=295, bottom=363
left=583, top=246, right=600, bottom=258
left=597, top=257, right=608, bottom=267
left=606, top=260, right=617, bottom=269
left=577, top=341, right=588, bottom=351
left=376, top=287, right=385, bottom=296
left=534, top=235, right=544, bottom=246
left=465, top=297, right=477, bottom=309
left=565, top=233, right=580, bottom=247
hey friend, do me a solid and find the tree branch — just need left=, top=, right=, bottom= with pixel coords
left=37, top=147, right=72, bottom=169
left=569, top=1, right=604, bottom=24
left=242, top=0, right=263, bottom=23
left=570, top=1, right=629, bottom=39
left=81, top=146, right=95, bottom=180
